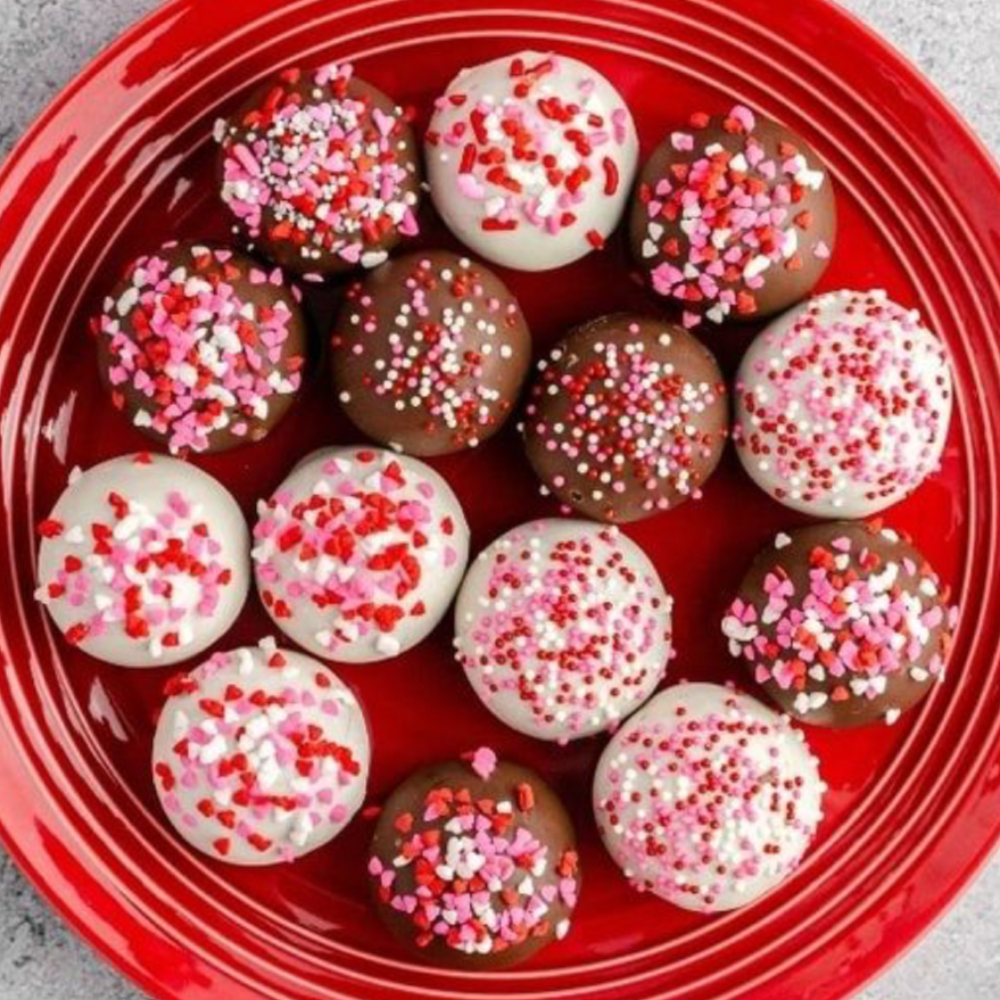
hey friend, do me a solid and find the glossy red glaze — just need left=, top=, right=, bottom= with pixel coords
left=0, top=2, right=996, bottom=999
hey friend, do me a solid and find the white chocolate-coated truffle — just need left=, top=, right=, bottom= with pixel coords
left=454, top=519, right=672, bottom=742
left=426, top=51, right=638, bottom=271
left=593, top=683, right=825, bottom=913
left=153, top=642, right=370, bottom=865
left=735, top=289, right=954, bottom=518
left=35, top=453, right=250, bottom=667
left=253, top=446, right=470, bottom=662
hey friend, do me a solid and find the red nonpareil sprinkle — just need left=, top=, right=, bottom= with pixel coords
left=37, top=518, right=64, bottom=538
left=586, top=229, right=605, bottom=250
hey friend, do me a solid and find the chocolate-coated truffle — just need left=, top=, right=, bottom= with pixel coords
left=153, top=641, right=370, bottom=865
left=35, top=453, right=250, bottom=667
left=331, top=251, right=531, bottom=455
left=253, top=446, right=470, bottom=663
left=594, top=683, right=825, bottom=912
left=216, top=62, right=421, bottom=278
left=630, top=105, right=835, bottom=326
left=722, top=521, right=958, bottom=727
left=425, top=51, right=638, bottom=271
left=522, top=314, right=728, bottom=522
left=734, top=290, right=954, bottom=518
left=95, top=241, right=306, bottom=455
left=368, top=749, right=580, bottom=967
left=455, top=519, right=673, bottom=742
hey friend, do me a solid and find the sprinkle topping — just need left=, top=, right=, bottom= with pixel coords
left=253, top=448, right=467, bottom=659
left=523, top=317, right=727, bottom=520
left=735, top=290, right=953, bottom=516
left=217, top=63, right=419, bottom=273
left=153, top=641, right=369, bottom=864
left=35, top=461, right=240, bottom=660
left=595, top=688, right=824, bottom=911
left=95, top=243, right=304, bottom=454
left=638, top=105, right=831, bottom=326
left=370, top=759, right=579, bottom=955
left=723, top=524, right=958, bottom=722
left=426, top=51, right=637, bottom=269
left=332, top=253, right=528, bottom=451
left=455, top=521, right=672, bottom=742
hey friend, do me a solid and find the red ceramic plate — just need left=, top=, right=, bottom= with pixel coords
left=0, top=1, right=998, bottom=998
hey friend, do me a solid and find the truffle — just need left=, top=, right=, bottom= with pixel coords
left=331, top=250, right=531, bottom=455
left=630, top=105, right=835, bottom=326
left=368, top=749, right=579, bottom=966
left=454, top=519, right=672, bottom=741
left=95, top=241, right=306, bottom=454
left=253, top=446, right=470, bottom=662
left=35, top=453, right=250, bottom=666
left=216, top=62, right=421, bottom=278
left=722, top=521, right=959, bottom=727
left=425, top=51, right=638, bottom=271
left=734, top=290, right=954, bottom=518
left=153, top=641, right=370, bottom=864
left=593, top=683, right=825, bottom=912
left=522, top=314, right=728, bottom=522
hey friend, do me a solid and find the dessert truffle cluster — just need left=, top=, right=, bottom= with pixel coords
left=32, top=45, right=962, bottom=971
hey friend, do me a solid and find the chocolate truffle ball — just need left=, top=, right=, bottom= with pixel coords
left=722, top=521, right=958, bottom=728
left=630, top=105, right=836, bottom=327
left=522, top=314, right=728, bottom=522
left=35, top=453, right=250, bottom=667
left=153, top=641, right=370, bottom=865
left=331, top=251, right=531, bottom=455
left=734, top=290, right=954, bottom=518
left=95, top=241, right=307, bottom=455
left=425, top=51, right=638, bottom=271
left=454, top=519, right=673, bottom=742
left=368, top=748, right=580, bottom=966
left=253, top=446, right=470, bottom=663
left=593, top=683, right=825, bottom=913
left=216, top=62, right=421, bottom=278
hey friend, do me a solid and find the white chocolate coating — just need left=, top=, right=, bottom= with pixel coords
left=153, top=642, right=370, bottom=865
left=35, top=453, right=250, bottom=667
left=593, top=683, right=825, bottom=912
left=735, top=289, right=954, bottom=518
left=454, top=518, right=672, bottom=742
left=253, top=446, right=469, bottom=662
left=426, top=51, right=638, bottom=271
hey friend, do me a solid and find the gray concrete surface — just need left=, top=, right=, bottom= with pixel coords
left=0, top=1, right=998, bottom=998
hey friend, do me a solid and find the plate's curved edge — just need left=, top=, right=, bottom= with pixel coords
left=0, top=2, right=998, bottom=1000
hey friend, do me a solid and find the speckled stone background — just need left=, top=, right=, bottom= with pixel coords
left=0, top=0, right=998, bottom=997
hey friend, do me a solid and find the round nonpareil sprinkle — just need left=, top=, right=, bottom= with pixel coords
left=593, top=684, right=825, bottom=912
left=734, top=289, right=954, bottom=518
left=454, top=519, right=673, bottom=743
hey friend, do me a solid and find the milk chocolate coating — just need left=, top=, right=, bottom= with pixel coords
left=368, top=758, right=579, bottom=969
left=729, top=522, right=954, bottom=728
left=95, top=240, right=306, bottom=455
left=629, top=113, right=836, bottom=323
left=217, top=68, right=421, bottom=277
left=523, top=314, right=728, bottom=523
left=331, top=250, right=531, bottom=456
